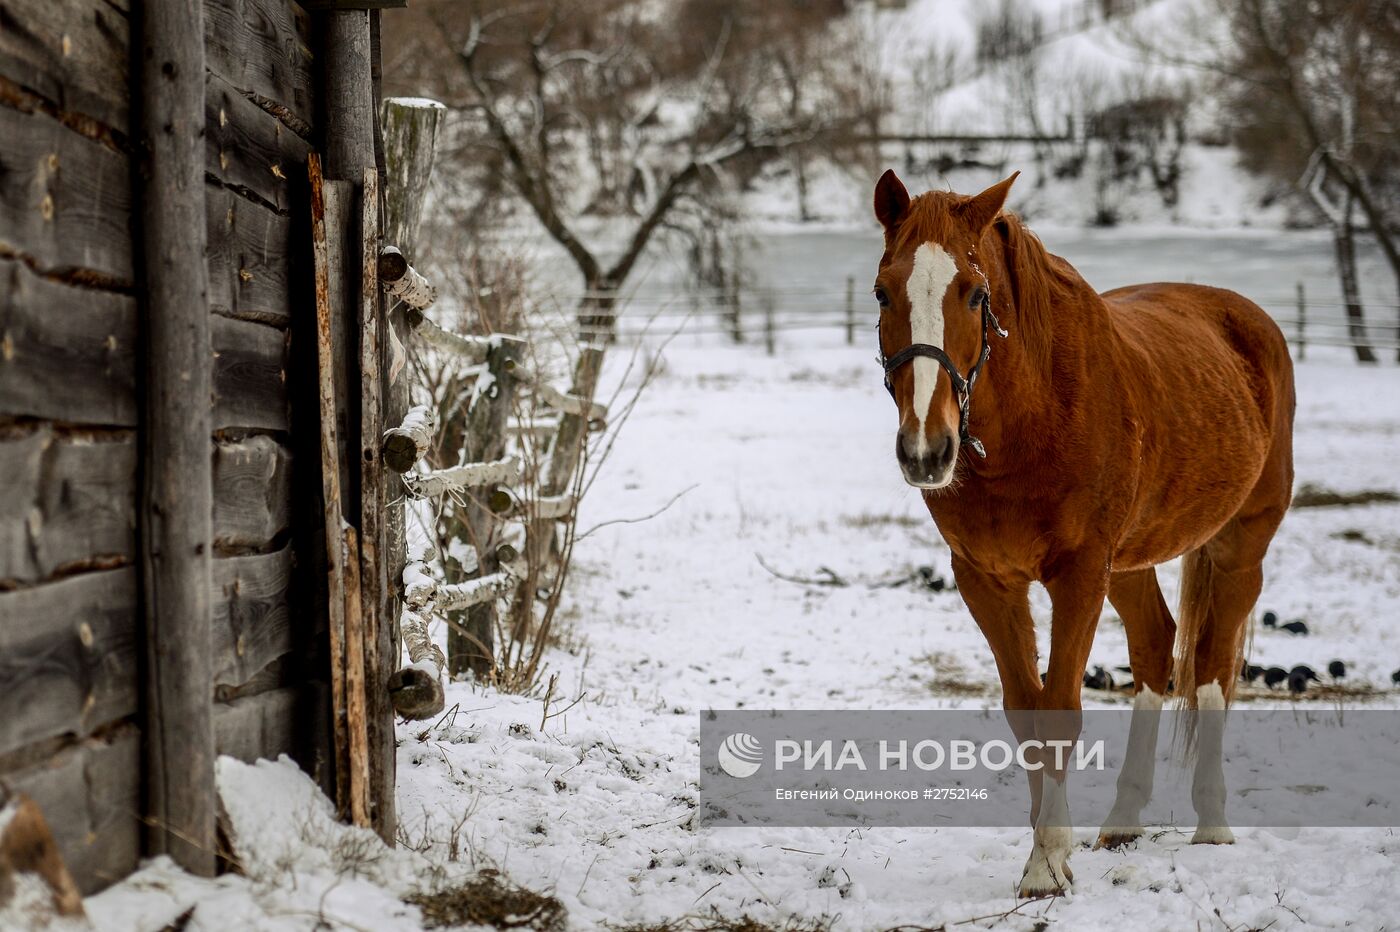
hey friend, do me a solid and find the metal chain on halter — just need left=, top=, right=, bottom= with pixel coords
left=877, top=293, right=1008, bottom=458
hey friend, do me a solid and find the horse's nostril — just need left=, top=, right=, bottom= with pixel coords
left=937, top=431, right=956, bottom=465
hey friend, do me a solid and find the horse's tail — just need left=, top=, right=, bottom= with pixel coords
left=1171, top=546, right=1243, bottom=756
left=1173, top=547, right=1212, bottom=714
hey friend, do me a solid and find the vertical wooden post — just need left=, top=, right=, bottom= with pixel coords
left=1295, top=280, right=1306, bottom=362
left=379, top=97, right=444, bottom=710
left=325, top=13, right=377, bottom=183
left=135, top=0, right=215, bottom=877
left=544, top=347, right=605, bottom=500
left=450, top=336, right=524, bottom=679
left=309, top=155, right=352, bottom=818
left=324, top=7, right=395, bottom=842
left=341, top=525, right=372, bottom=827
left=356, top=169, right=383, bottom=832
left=845, top=276, right=855, bottom=345
left=381, top=99, right=446, bottom=251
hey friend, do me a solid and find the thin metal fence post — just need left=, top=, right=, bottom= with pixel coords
left=1295, top=281, right=1306, bottom=362
left=845, top=276, right=855, bottom=345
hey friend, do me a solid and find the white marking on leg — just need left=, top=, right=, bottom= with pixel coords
left=905, top=243, right=957, bottom=454
left=1020, top=774, right=1073, bottom=897
left=1191, top=681, right=1234, bottom=844
left=1098, top=686, right=1164, bottom=846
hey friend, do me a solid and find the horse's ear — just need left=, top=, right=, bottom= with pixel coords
left=873, top=169, right=910, bottom=234
left=962, top=171, right=1019, bottom=233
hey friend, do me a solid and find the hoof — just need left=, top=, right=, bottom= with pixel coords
left=1018, top=849, right=1073, bottom=898
left=1191, top=826, right=1235, bottom=845
left=388, top=665, right=445, bottom=720
left=1094, top=828, right=1144, bottom=850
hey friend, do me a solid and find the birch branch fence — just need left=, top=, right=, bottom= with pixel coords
left=376, top=98, right=609, bottom=718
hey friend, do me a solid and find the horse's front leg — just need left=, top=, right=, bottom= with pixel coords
left=949, top=557, right=1044, bottom=821
left=1019, top=555, right=1110, bottom=898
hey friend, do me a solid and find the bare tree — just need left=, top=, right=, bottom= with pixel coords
left=383, top=0, right=881, bottom=339
left=1134, top=0, right=1400, bottom=362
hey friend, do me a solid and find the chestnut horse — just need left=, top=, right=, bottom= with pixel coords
left=871, top=171, right=1294, bottom=896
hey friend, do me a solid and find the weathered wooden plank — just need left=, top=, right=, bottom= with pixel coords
left=0, top=547, right=298, bottom=756
left=309, top=153, right=351, bottom=818
left=214, top=685, right=299, bottom=763
left=0, top=259, right=288, bottom=430
left=0, top=258, right=136, bottom=425
left=211, top=546, right=294, bottom=689
left=212, top=436, right=292, bottom=552
left=2, top=727, right=141, bottom=896
left=0, top=569, right=139, bottom=758
left=0, top=0, right=131, bottom=131
left=0, top=104, right=131, bottom=283
left=206, top=184, right=293, bottom=326
left=0, top=430, right=135, bottom=587
left=206, top=70, right=310, bottom=212
left=212, top=314, right=289, bottom=432
left=0, top=432, right=289, bottom=587
left=204, top=0, right=315, bottom=134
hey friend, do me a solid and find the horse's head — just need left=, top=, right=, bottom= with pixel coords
left=872, top=169, right=1018, bottom=490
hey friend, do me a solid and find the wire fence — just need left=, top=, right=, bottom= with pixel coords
left=527, top=279, right=1400, bottom=359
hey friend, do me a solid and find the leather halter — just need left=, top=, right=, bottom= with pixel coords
left=878, top=293, right=1008, bottom=459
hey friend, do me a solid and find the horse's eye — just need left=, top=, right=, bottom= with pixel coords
left=874, top=287, right=890, bottom=308
left=969, top=285, right=988, bottom=309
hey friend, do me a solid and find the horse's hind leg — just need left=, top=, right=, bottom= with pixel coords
left=1096, top=568, right=1175, bottom=849
left=1184, top=503, right=1286, bottom=844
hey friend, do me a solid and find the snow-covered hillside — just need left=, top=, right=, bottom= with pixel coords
left=745, top=0, right=1285, bottom=229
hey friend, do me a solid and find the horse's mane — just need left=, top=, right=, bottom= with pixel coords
left=989, top=211, right=1080, bottom=377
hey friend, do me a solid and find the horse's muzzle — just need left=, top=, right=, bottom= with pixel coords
left=896, top=427, right=958, bottom=489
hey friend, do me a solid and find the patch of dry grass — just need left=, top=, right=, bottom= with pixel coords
left=405, top=870, right=566, bottom=931
left=610, top=912, right=835, bottom=932
left=839, top=512, right=922, bottom=530
left=914, top=651, right=995, bottom=698
left=1291, top=484, right=1400, bottom=508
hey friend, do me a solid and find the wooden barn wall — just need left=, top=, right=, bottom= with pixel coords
left=0, top=0, right=326, bottom=894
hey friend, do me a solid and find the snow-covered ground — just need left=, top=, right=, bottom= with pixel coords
left=74, top=318, right=1400, bottom=930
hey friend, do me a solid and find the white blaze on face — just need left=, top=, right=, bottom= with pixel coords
left=905, top=243, right=958, bottom=450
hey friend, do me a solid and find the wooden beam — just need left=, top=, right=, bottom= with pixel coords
left=357, top=168, right=395, bottom=841
left=403, top=457, right=521, bottom=498
left=341, top=525, right=371, bottom=828
left=378, top=245, right=436, bottom=309
left=390, top=608, right=444, bottom=720
left=308, top=152, right=351, bottom=819
left=135, top=0, right=216, bottom=878
left=379, top=99, right=445, bottom=253
left=322, top=11, right=375, bottom=181
left=449, top=336, right=524, bottom=679
left=380, top=94, right=445, bottom=719
left=303, top=0, right=407, bottom=9
left=0, top=0, right=130, bottom=131
left=324, top=7, right=395, bottom=843
left=382, top=404, right=436, bottom=473
left=203, top=0, right=316, bottom=136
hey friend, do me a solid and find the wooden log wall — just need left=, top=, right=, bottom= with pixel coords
left=0, top=0, right=327, bottom=894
